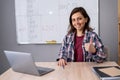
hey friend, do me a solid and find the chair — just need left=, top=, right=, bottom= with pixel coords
left=103, top=47, right=109, bottom=61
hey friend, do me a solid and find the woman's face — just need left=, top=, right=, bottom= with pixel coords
left=71, top=12, right=87, bottom=31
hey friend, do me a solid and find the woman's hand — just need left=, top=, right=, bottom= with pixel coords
left=85, top=37, right=96, bottom=54
left=58, top=58, right=67, bottom=67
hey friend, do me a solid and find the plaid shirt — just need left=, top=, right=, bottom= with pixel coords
left=58, top=30, right=106, bottom=62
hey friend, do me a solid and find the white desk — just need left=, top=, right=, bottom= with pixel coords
left=0, top=61, right=118, bottom=80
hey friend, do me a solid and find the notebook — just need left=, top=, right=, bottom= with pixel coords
left=92, top=66, right=120, bottom=80
left=4, top=50, right=55, bottom=76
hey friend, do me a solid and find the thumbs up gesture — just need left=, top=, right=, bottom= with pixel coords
left=84, top=37, right=96, bottom=54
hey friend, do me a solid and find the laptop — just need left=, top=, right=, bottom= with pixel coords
left=4, top=50, right=55, bottom=76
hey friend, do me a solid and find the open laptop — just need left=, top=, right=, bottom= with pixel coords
left=4, top=50, right=55, bottom=76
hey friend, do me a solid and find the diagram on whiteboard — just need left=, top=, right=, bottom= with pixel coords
left=15, top=0, right=98, bottom=44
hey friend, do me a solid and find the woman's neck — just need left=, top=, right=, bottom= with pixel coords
left=76, top=30, right=84, bottom=37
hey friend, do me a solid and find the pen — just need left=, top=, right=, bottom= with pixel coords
left=62, top=65, right=64, bottom=69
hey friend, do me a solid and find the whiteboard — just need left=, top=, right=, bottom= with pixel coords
left=15, top=0, right=98, bottom=44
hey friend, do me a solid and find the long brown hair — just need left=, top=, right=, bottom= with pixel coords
left=67, top=7, right=93, bottom=35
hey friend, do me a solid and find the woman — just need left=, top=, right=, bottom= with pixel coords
left=57, top=7, right=106, bottom=67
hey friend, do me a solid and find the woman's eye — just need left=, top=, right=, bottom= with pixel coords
left=78, top=17, right=82, bottom=20
left=72, top=19, right=75, bottom=22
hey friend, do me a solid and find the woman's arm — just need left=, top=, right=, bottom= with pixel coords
left=92, top=33, right=107, bottom=62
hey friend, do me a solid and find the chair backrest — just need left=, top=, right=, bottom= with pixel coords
left=103, top=47, right=109, bottom=61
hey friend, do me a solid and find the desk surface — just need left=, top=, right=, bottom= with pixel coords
left=0, top=61, right=118, bottom=80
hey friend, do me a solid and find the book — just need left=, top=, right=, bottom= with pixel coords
left=92, top=66, right=120, bottom=80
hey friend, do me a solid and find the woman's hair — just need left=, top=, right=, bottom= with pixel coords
left=67, top=7, right=93, bottom=35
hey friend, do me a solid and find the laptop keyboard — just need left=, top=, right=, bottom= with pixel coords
left=37, top=67, right=54, bottom=76
left=38, top=70, right=47, bottom=74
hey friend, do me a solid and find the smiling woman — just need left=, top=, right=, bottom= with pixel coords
left=57, top=7, right=107, bottom=67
